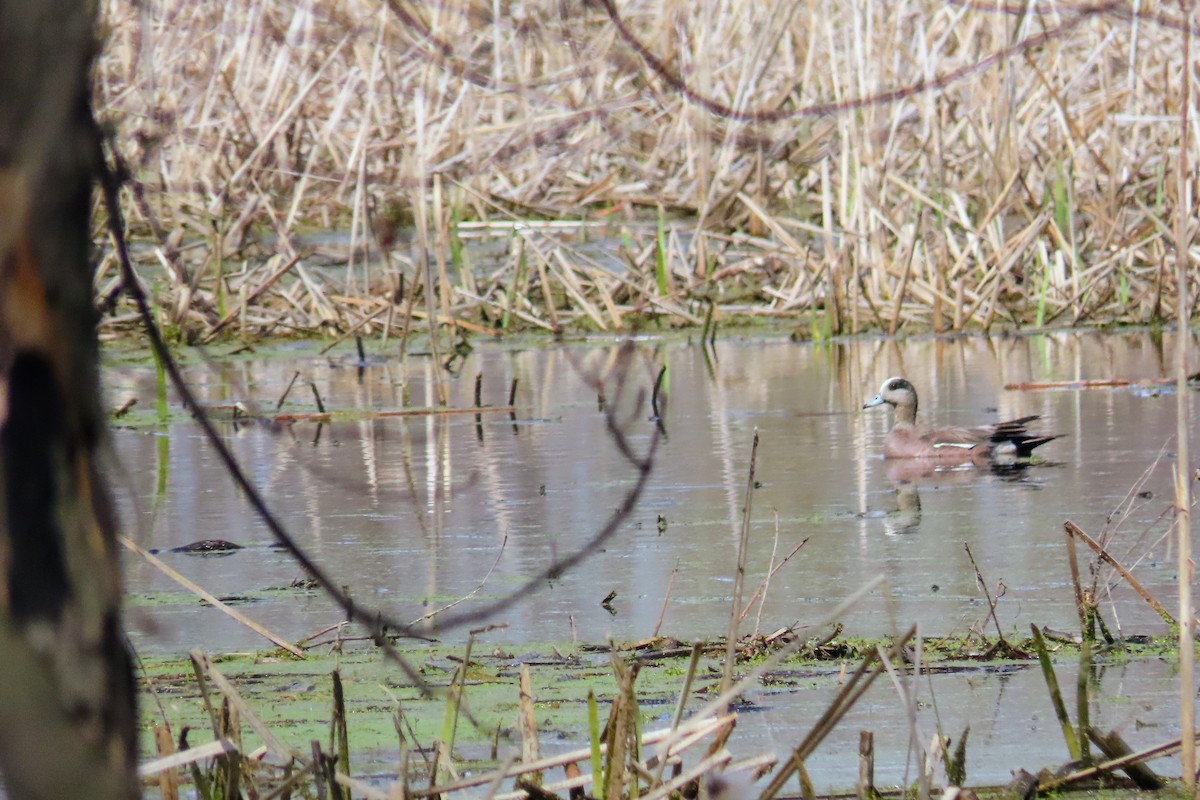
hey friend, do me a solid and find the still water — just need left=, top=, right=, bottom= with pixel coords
left=107, top=328, right=1195, bottom=785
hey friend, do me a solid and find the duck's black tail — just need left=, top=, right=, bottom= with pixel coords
left=990, top=415, right=1059, bottom=458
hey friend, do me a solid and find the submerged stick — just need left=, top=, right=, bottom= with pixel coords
left=119, top=536, right=304, bottom=657
left=651, top=365, right=667, bottom=423
left=275, top=370, right=301, bottom=411
left=309, top=381, right=326, bottom=414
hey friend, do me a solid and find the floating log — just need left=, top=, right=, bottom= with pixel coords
left=1005, top=378, right=1171, bottom=391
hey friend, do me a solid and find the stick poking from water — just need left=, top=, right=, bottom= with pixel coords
left=721, top=430, right=759, bottom=702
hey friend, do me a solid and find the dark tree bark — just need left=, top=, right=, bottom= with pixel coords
left=0, top=1, right=138, bottom=797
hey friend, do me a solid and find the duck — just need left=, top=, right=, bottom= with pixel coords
left=862, top=376, right=1056, bottom=462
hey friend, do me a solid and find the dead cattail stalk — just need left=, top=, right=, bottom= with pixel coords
left=332, top=669, right=350, bottom=792
left=856, top=731, right=875, bottom=800
left=154, top=725, right=180, bottom=800
left=518, top=665, right=542, bottom=787
left=1173, top=0, right=1196, bottom=784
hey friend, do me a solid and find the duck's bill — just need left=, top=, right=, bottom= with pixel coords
left=863, top=394, right=886, bottom=409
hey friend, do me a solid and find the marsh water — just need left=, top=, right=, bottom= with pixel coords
left=107, top=328, right=1196, bottom=787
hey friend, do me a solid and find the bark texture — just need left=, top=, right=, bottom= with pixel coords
left=0, top=1, right=138, bottom=797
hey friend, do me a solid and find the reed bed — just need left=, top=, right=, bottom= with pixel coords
left=93, top=0, right=1199, bottom=340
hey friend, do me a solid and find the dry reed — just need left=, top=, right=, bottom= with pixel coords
left=92, top=0, right=1200, bottom=340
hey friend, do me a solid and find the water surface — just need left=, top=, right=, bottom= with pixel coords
left=106, top=328, right=1196, bottom=786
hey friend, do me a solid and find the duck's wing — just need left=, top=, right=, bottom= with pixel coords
left=986, top=415, right=1059, bottom=457
left=922, top=424, right=989, bottom=447
left=897, top=416, right=1057, bottom=460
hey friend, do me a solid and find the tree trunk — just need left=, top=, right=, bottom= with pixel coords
left=0, top=1, right=138, bottom=797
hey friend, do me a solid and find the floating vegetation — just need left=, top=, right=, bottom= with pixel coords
left=135, top=625, right=1187, bottom=799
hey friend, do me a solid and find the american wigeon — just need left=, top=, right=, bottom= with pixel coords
left=863, top=377, right=1056, bottom=462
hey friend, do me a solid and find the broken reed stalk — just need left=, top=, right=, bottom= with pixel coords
left=312, top=740, right=332, bottom=800
left=603, top=650, right=636, bottom=800
left=856, top=731, right=875, bottom=800
left=332, top=668, right=350, bottom=791
left=749, top=511, right=782, bottom=634
left=739, top=534, right=808, bottom=627
left=1062, top=519, right=1090, bottom=638
left=963, top=543, right=1007, bottom=648
left=759, top=624, right=917, bottom=800
left=652, top=641, right=704, bottom=785
left=1076, top=637, right=1092, bottom=765
left=153, top=725, right=179, bottom=800
left=439, top=635, right=474, bottom=756
left=1064, top=520, right=1179, bottom=628
left=412, top=576, right=887, bottom=800
left=722, top=429, right=759, bottom=701
left=518, top=665, right=542, bottom=788
left=413, top=97, right=447, bottom=407
left=1029, top=625, right=1081, bottom=761
left=651, top=562, right=678, bottom=639
left=191, top=651, right=301, bottom=765
left=120, top=536, right=304, bottom=656
left=138, top=738, right=238, bottom=783
left=877, top=633, right=933, bottom=800
left=588, top=691, right=604, bottom=798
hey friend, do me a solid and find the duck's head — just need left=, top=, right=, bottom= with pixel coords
left=863, top=377, right=918, bottom=417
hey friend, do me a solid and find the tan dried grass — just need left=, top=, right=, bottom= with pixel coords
left=94, top=0, right=1197, bottom=338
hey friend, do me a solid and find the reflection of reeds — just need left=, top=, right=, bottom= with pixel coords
left=96, top=1, right=1198, bottom=337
